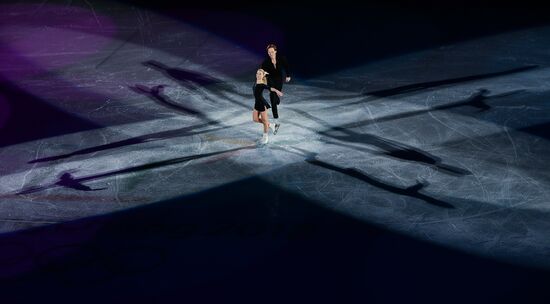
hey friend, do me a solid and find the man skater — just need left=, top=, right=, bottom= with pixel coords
left=261, top=43, right=291, bottom=135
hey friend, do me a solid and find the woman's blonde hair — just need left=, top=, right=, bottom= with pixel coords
left=257, top=68, right=268, bottom=84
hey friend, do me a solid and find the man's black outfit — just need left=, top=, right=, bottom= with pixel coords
left=260, top=54, right=291, bottom=119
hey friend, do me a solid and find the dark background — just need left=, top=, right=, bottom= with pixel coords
left=119, top=0, right=550, bottom=78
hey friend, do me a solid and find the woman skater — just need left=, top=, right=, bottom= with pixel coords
left=253, top=69, right=283, bottom=144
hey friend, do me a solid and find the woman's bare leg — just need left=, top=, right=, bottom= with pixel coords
left=260, top=111, right=269, bottom=133
left=253, top=110, right=261, bottom=123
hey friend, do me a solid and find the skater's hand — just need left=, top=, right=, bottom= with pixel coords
left=270, top=88, right=283, bottom=97
left=273, top=89, right=283, bottom=97
left=285, top=77, right=291, bottom=83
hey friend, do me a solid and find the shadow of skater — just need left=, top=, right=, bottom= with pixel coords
left=129, top=84, right=206, bottom=117
left=363, top=65, right=537, bottom=97
left=269, top=145, right=454, bottom=208
left=28, top=119, right=228, bottom=163
left=143, top=60, right=224, bottom=88
left=320, top=65, right=537, bottom=109
left=17, top=171, right=107, bottom=194
left=462, top=88, right=491, bottom=111
left=306, top=158, right=454, bottom=209
left=290, top=109, right=470, bottom=176
left=19, top=146, right=256, bottom=195
left=56, top=172, right=107, bottom=191
left=455, top=88, right=523, bottom=112
left=320, top=88, right=524, bottom=128
left=143, top=60, right=251, bottom=109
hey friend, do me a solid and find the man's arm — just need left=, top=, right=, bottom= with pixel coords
left=281, top=56, right=291, bottom=82
left=270, top=86, right=284, bottom=97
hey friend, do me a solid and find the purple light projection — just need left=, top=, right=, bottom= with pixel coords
left=0, top=3, right=118, bottom=147
left=0, top=1, right=286, bottom=171
left=0, top=3, right=116, bottom=81
left=0, top=3, right=283, bottom=128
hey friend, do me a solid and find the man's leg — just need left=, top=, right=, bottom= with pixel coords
left=270, top=91, right=279, bottom=119
left=270, top=91, right=281, bottom=134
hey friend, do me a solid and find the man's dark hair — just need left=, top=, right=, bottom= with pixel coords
left=266, top=43, right=277, bottom=51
